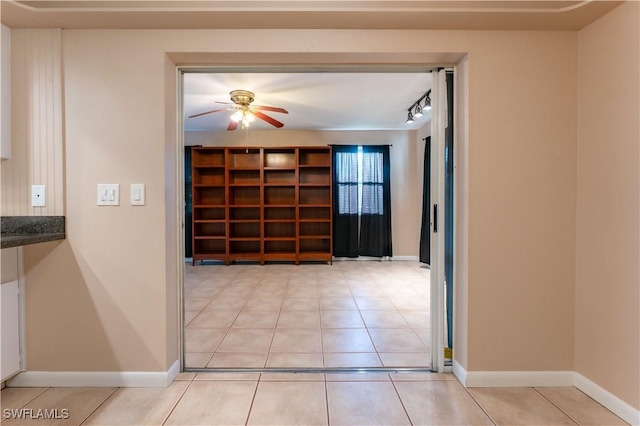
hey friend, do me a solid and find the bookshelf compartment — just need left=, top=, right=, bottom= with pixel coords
left=299, top=149, right=330, bottom=166
left=194, top=207, right=225, bottom=221
left=194, top=222, right=225, bottom=237
left=229, top=186, right=260, bottom=205
left=228, top=148, right=261, bottom=168
left=300, top=222, right=330, bottom=237
left=230, top=222, right=260, bottom=239
left=193, top=168, right=225, bottom=185
left=193, top=239, right=226, bottom=255
left=193, top=187, right=225, bottom=205
left=230, top=170, right=260, bottom=184
left=299, top=207, right=330, bottom=220
left=265, top=222, right=295, bottom=239
left=229, top=207, right=260, bottom=221
left=265, top=240, right=296, bottom=253
left=264, top=149, right=296, bottom=168
left=299, top=167, right=330, bottom=184
left=265, top=207, right=295, bottom=220
left=265, top=170, right=295, bottom=184
left=192, top=148, right=225, bottom=167
left=265, top=186, right=295, bottom=205
left=299, top=237, right=331, bottom=253
left=230, top=241, right=261, bottom=255
left=299, top=187, right=330, bottom=205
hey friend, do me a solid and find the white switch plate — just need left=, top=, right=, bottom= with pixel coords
left=130, top=183, right=145, bottom=206
left=31, top=185, right=45, bottom=207
left=97, top=184, right=119, bottom=206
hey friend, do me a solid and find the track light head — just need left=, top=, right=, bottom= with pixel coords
left=406, top=111, right=415, bottom=124
left=413, top=103, right=423, bottom=118
left=424, top=95, right=432, bottom=111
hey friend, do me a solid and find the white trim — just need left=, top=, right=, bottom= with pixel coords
left=452, top=360, right=467, bottom=385
left=390, top=256, right=419, bottom=261
left=574, top=373, right=640, bottom=426
left=452, top=366, right=639, bottom=425
left=464, top=370, right=574, bottom=388
left=6, top=360, right=180, bottom=388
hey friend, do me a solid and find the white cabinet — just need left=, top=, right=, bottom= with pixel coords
left=1, top=280, right=20, bottom=380
left=1, top=247, right=22, bottom=381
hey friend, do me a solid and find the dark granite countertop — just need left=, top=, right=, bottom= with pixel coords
left=1, top=216, right=66, bottom=249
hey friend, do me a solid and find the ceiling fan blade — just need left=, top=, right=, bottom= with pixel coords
left=254, top=105, right=289, bottom=114
left=227, top=120, right=239, bottom=131
left=254, top=111, right=284, bottom=128
left=188, top=108, right=225, bottom=119
left=215, top=101, right=234, bottom=105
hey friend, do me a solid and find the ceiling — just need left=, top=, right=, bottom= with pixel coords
left=183, top=72, right=433, bottom=132
left=1, top=1, right=622, bottom=132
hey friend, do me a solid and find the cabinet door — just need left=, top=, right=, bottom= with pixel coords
left=1, top=280, right=21, bottom=381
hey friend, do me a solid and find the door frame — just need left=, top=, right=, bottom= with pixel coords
left=175, top=63, right=454, bottom=373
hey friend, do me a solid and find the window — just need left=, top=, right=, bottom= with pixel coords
left=332, top=145, right=392, bottom=258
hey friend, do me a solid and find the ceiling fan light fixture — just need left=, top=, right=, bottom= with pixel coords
left=230, top=110, right=243, bottom=122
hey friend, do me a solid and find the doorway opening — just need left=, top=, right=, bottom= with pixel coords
left=178, top=67, right=453, bottom=373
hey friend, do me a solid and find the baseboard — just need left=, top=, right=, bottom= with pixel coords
left=7, top=359, right=180, bottom=388
left=574, top=373, right=640, bottom=426
left=453, top=363, right=639, bottom=425
left=464, top=370, right=575, bottom=387
left=333, top=256, right=420, bottom=262
left=452, top=360, right=467, bottom=385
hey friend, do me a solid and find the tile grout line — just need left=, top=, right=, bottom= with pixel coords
left=324, top=373, right=331, bottom=425
left=243, top=377, right=261, bottom=426
left=161, top=376, right=196, bottom=426
left=461, top=386, right=498, bottom=426
left=388, top=373, right=415, bottom=425
left=77, top=386, right=119, bottom=426
left=533, top=387, right=580, bottom=426
left=262, top=271, right=291, bottom=368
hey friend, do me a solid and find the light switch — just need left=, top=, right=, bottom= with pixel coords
left=32, top=185, right=45, bottom=207
left=130, top=184, right=145, bottom=206
left=97, top=184, right=119, bottom=206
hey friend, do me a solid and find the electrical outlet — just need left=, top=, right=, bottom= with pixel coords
left=31, top=185, right=45, bottom=207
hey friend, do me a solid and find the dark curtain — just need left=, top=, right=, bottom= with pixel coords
left=332, top=145, right=359, bottom=257
left=445, top=72, right=455, bottom=350
left=359, top=145, right=393, bottom=257
left=419, top=137, right=431, bottom=265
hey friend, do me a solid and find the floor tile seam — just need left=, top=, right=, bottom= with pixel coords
left=388, top=373, right=417, bottom=425
left=532, top=387, right=581, bottom=426
left=243, top=379, right=261, bottom=426
left=462, top=386, right=498, bottom=426
left=3, top=387, right=50, bottom=411
left=77, top=386, right=119, bottom=426
left=156, top=379, right=193, bottom=426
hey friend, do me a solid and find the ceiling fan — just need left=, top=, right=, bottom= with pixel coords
left=188, top=90, right=289, bottom=131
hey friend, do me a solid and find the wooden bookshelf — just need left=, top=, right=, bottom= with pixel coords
left=190, top=146, right=332, bottom=265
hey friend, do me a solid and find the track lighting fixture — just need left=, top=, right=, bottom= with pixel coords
left=405, top=89, right=431, bottom=124
left=406, top=111, right=415, bottom=124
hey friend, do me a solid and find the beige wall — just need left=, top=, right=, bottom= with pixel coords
left=576, top=1, right=640, bottom=410
left=1, top=29, right=64, bottom=216
left=186, top=129, right=423, bottom=257
left=18, top=28, right=586, bottom=390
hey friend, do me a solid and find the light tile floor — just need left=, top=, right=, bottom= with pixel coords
left=184, top=261, right=432, bottom=369
left=0, top=373, right=628, bottom=425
